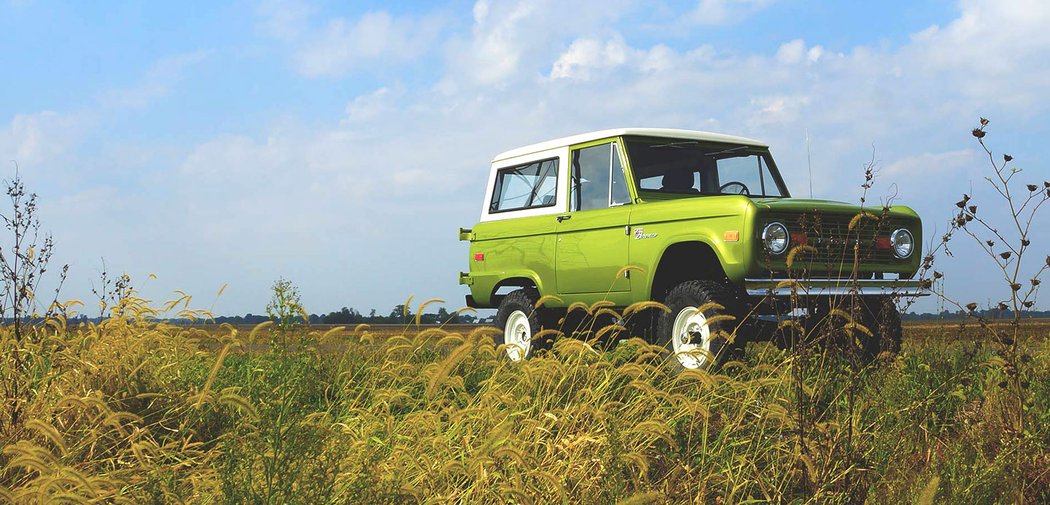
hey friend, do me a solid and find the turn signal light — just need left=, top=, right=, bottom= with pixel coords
left=724, top=230, right=740, bottom=242
left=875, top=236, right=892, bottom=249
left=790, top=233, right=808, bottom=246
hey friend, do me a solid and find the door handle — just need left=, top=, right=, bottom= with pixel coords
left=556, top=215, right=572, bottom=222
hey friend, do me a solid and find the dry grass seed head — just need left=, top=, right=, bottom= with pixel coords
left=616, top=265, right=645, bottom=279
left=25, top=419, right=67, bottom=457
left=828, top=308, right=855, bottom=323
left=532, top=328, right=563, bottom=346
left=843, top=321, right=873, bottom=337
left=413, top=327, right=449, bottom=346
left=588, top=300, right=616, bottom=313
left=554, top=338, right=599, bottom=360
left=535, top=294, right=563, bottom=309
left=246, top=320, right=273, bottom=347
left=594, top=323, right=626, bottom=341
left=414, top=298, right=445, bottom=325
left=426, top=342, right=474, bottom=398
left=847, top=211, right=878, bottom=231
left=434, top=333, right=466, bottom=348
left=467, top=326, right=501, bottom=341
left=566, top=301, right=591, bottom=316
left=624, top=300, right=671, bottom=317
left=786, top=245, right=817, bottom=270
left=619, top=491, right=665, bottom=505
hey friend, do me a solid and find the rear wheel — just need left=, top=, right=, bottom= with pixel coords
left=494, top=289, right=555, bottom=361
left=658, top=281, right=744, bottom=371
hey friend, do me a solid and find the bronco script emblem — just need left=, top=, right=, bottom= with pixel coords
left=634, top=228, right=658, bottom=240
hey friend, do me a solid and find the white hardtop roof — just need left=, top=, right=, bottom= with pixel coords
left=492, top=128, right=768, bottom=162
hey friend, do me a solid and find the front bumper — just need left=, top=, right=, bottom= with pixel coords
left=744, top=278, right=929, bottom=297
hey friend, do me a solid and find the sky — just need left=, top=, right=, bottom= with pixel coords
left=1, top=0, right=1048, bottom=317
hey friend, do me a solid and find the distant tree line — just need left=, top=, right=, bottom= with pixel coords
left=902, top=308, right=1050, bottom=320
left=209, top=304, right=481, bottom=326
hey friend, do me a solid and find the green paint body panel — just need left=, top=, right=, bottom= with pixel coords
left=461, top=133, right=923, bottom=309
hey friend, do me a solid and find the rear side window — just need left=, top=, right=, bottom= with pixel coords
left=489, top=158, right=559, bottom=212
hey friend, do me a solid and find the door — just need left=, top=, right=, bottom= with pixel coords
left=555, top=141, right=633, bottom=294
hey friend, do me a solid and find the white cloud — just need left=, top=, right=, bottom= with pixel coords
left=902, top=0, right=1050, bottom=109
left=775, top=39, right=804, bottom=65
left=100, top=50, right=211, bottom=109
left=748, top=95, right=811, bottom=128
left=292, top=11, right=443, bottom=78
left=343, top=85, right=403, bottom=124
left=775, top=39, right=823, bottom=65
left=444, top=0, right=634, bottom=86
left=806, top=45, right=823, bottom=63
left=456, top=1, right=543, bottom=85
left=0, top=111, right=86, bottom=167
left=549, top=36, right=631, bottom=80
left=256, top=0, right=316, bottom=41
left=688, top=0, right=775, bottom=25
left=472, top=0, right=489, bottom=23
left=256, top=4, right=446, bottom=78
left=881, top=149, right=977, bottom=177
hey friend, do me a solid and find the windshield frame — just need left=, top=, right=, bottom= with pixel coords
left=622, top=136, right=791, bottom=200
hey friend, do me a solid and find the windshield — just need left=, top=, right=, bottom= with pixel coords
left=625, top=137, right=787, bottom=198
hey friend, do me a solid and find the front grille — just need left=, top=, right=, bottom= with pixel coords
left=763, top=212, right=900, bottom=268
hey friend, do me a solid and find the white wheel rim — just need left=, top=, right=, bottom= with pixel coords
left=671, top=306, right=713, bottom=369
left=504, top=310, right=531, bottom=361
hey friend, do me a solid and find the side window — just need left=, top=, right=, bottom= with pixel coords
left=570, top=142, right=631, bottom=211
left=489, top=158, right=559, bottom=212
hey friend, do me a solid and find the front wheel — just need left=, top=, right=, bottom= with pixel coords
left=658, top=281, right=743, bottom=371
left=494, top=288, right=553, bottom=361
left=859, top=297, right=902, bottom=361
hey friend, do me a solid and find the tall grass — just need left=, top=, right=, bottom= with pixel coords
left=2, top=300, right=1047, bottom=503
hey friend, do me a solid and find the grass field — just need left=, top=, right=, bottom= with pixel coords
left=2, top=309, right=1049, bottom=503
left=184, top=319, right=1050, bottom=347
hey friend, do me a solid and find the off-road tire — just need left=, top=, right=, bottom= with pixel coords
left=494, top=288, right=556, bottom=360
left=859, top=296, right=903, bottom=361
left=814, top=297, right=903, bottom=363
left=657, top=281, right=745, bottom=371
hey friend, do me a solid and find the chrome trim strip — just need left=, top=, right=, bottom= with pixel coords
left=744, top=278, right=929, bottom=297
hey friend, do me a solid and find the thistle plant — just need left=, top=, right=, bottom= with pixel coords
left=909, top=118, right=1048, bottom=500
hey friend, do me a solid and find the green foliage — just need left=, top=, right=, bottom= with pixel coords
left=265, top=277, right=306, bottom=351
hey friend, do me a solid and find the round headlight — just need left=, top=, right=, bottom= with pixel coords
left=762, top=222, right=790, bottom=255
left=890, top=228, right=914, bottom=258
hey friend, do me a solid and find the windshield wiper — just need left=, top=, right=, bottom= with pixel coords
left=704, top=145, right=749, bottom=157
left=650, top=141, right=699, bottom=149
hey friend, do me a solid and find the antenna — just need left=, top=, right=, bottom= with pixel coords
left=805, top=128, right=813, bottom=198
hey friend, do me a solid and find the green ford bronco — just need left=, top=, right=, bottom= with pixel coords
left=459, top=128, right=926, bottom=370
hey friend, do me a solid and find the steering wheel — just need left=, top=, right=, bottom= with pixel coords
left=719, top=181, right=750, bottom=195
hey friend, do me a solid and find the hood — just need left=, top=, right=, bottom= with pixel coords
left=750, top=197, right=919, bottom=219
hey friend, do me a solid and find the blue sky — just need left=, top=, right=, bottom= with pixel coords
left=2, top=0, right=1048, bottom=317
